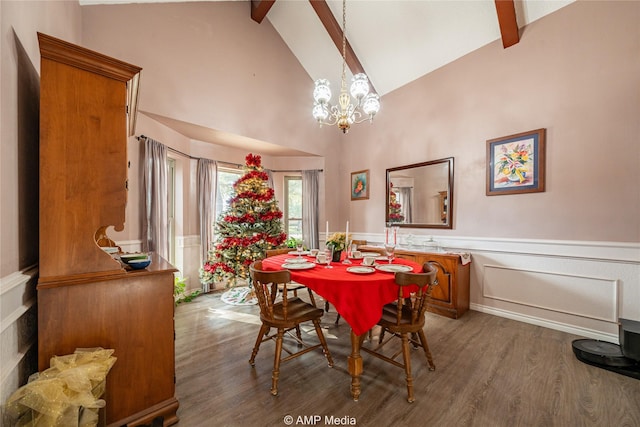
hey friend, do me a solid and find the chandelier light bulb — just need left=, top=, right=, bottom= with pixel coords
left=362, top=93, right=381, bottom=117
left=312, top=103, right=329, bottom=122
left=350, top=73, right=370, bottom=100
left=313, top=79, right=332, bottom=104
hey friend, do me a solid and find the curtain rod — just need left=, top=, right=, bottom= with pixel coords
left=136, top=135, right=323, bottom=172
left=136, top=135, right=243, bottom=167
left=271, top=169, right=324, bottom=173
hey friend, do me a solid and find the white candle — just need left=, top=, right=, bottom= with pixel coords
left=385, top=227, right=389, bottom=244
left=345, top=221, right=349, bottom=244
left=393, top=227, right=397, bottom=245
left=326, top=221, right=329, bottom=242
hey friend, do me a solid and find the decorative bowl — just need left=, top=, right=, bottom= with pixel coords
left=126, top=258, right=151, bottom=270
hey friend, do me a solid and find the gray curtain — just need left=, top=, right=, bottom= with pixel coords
left=397, top=187, right=413, bottom=223
left=302, top=170, right=320, bottom=249
left=197, top=158, right=218, bottom=266
left=142, top=136, right=169, bottom=259
left=265, top=169, right=274, bottom=189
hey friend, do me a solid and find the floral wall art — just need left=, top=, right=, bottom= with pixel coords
left=351, top=169, right=370, bottom=200
left=486, top=129, right=546, bottom=196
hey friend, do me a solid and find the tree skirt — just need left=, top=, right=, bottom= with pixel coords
left=220, top=286, right=257, bottom=306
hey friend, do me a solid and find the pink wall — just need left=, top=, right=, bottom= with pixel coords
left=0, top=1, right=83, bottom=276
left=346, top=0, right=640, bottom=242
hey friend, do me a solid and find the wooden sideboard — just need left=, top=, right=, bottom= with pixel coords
left=37, top=33, right=179, bottom=426
left=361, top=246, right=470, bottom=319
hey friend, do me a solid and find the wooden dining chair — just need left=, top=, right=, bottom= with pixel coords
left=248, top=261, right=334, bottom=396
left=265, top=248, right=318, bottom=307
left=359, top=262, right=438, bottom=403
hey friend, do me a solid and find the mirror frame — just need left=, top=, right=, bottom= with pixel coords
left=386, top=157, right=454, bottom=229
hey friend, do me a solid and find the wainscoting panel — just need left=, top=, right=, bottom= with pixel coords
left=175, top=235, right=201, bottom=293
left=0, top=266, right=38, bottom=406
left=482, top=265, right=618, bottom=323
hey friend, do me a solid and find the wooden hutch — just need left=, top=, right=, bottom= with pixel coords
left=37, top=33, right=179, bottom=426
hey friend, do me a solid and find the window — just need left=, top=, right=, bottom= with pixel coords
left=216, top=167, right=243, bottom=216
left=284, top=176, right=302, bottom=240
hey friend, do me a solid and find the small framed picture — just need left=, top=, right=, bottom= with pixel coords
left=486, top=129, right=546, bottom=196
left=350, top=169, right=370, bottom=200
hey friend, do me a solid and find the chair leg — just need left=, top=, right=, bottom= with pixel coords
left=313, top=319, right=334, bottom=367
left=401, top=333, right=415, bottom=403
left=324, top=300, right=341, bottom=324
left=307, top=288, right=317, bottom=307
left=295, top=325, right=303, bottom=345
left=271, top=329, right=285, bottom=396
left=417, top=329, right=435, bottom=371
left=249, top=324, right=269, bottom=366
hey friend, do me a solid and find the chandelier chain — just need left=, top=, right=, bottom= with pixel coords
left=341, top=0, right=347, bottom=92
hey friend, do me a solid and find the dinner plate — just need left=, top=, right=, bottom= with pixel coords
left=346, top=266, right=375, bottom=274
left=375, top=264, right=413, bottom=273
left=375, top=256, right=389, bottom=261
left=349, top=255, right=363, bottom=260
left=284, top=257, right=309, bottom=264
left=282, top=262, right=316, bottom=270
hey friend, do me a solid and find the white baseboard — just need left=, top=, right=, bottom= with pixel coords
left=470, top=303, right=619, bottom=343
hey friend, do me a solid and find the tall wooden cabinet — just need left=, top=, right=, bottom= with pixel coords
left=37, top=33, right=179, bottom=426
left=361, top=246, right=470, bottom=319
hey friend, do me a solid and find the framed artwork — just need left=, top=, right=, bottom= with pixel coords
left=350, top=169, right=370, bottom=200
left=486, top=128, right=546, bottom=196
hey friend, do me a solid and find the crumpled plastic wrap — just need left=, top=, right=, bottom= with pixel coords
left=4, top=348, right=116, bottom=427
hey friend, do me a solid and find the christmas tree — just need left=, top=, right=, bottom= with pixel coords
left=388, top=183, right=404, bottom=223
left=200, top=153, right=287, bottom=288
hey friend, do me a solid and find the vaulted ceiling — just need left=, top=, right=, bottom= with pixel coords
left=79, top=0, right=575, bottom=154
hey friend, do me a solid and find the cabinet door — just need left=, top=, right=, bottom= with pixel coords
left=397, top=253, right=452, bottom=306
left=424, top=257, right=454, bottom=306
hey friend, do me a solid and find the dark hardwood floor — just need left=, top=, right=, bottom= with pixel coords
left=174, top=292, right=640, bottom=427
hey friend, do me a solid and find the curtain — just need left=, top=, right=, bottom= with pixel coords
left=197, top=158, right=218, bottom=266
left=142, top=136, right=169, bottom=259
left=265, top=169, right=274, bottom=189
left=397, top=187, right=413, bottom=223
left=302, top=170, right=320, bottom=249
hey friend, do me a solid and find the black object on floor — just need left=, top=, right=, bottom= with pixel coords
left=572, top=318, right=640, bottom=380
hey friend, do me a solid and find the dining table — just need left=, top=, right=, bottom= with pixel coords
left=261, top=252, right=423, bottom=401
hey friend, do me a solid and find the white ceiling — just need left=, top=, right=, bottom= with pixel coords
left=80, top=0, right=575, bottom=154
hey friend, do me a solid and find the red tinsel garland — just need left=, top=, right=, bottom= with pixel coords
left=231, top=188, right=274, bottom=203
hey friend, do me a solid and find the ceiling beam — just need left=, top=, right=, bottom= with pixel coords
left=308, top=0, right=377, bottom=94
left=251, top=0, right=276, bottom=24
left=494, top=0, right=520, bottom=48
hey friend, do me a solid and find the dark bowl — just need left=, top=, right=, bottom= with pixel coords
left=125, top=258, right=151, bottom=270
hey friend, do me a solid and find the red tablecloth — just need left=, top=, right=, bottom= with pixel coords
left=261, top=254, right=422, bottom=335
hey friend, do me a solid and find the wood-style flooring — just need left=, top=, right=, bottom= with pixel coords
left=174, top=292, right=640, bottom=427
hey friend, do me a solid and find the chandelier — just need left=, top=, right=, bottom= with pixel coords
left=312, top=0, right=380, bottom=133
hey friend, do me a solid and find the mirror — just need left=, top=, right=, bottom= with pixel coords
left=386, top=157, right=454, bottom=229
